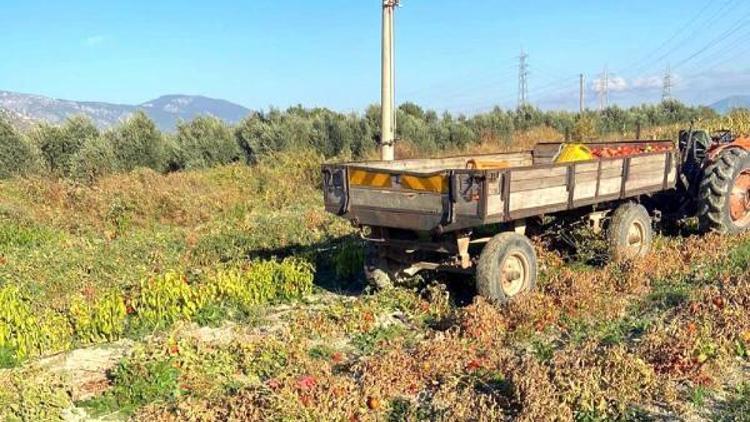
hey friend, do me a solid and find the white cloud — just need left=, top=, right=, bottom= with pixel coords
left=83, top=35, right=105, bottom=47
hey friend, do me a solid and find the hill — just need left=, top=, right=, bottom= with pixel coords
left=139, top=95, right=251, bottom=131
left=0, top=90, right=251, bottom=131
left=710, top=95, right=750, bottom=114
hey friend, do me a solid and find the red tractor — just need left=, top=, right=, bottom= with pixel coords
left=678, top=129, right=750, bottom=233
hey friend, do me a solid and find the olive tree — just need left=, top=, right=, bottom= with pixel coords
left=32, top=115, right=99, bottom=176
left=175, top=116, right=241, bottom=169
left=0, top=117, right=39, bottom=179
left=69, top=136, right=117, bottom=183
left=106, top=111, right=165, bottom=172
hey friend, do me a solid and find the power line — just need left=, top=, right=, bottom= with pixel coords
left=621, top=0, right=723, bottom=76
left=445, top=74, right=579, bottom=115
left=410, top=0, right=748, bottom=115
left=672, top=11, right=750, bottom=71
left=680, top=36, right=750, bottom=80
left=644, top=26, right=750, bottom=103
left=683, top=28, right=750, bottom=69
left=609, top=6, right=749, bottom=104
left=623, top=0, right=743, bottom=77
left=399, top=61, right=517, bottom=99
left=532, top=62, right=569, bottom=83
left=601, top=4, right=744, bottom=103
left=528, top=74, right=578, bottom=95
left=514, top=74, right=579, bottom=105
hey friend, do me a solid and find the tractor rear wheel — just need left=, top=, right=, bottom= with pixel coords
left=698, top=148, right=750, bottom=234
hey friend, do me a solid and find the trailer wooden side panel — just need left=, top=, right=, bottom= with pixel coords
left=492, top=151, right=675, bottom=221
left=322, top=141, right=677, bottom=232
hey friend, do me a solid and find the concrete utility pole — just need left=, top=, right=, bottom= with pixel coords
left=380, top=0, right=399, bottom=161
left=518, top=50, right=529, bottom=108
left=579, top=74, right=585, bottom=113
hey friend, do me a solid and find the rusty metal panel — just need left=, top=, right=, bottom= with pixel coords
left=346, top=208, right=445, bottom=231
left=349, top=188, right=445, bottom=214
left=322, top=165, right=349, bottom=215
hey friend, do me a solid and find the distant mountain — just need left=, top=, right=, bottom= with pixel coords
left=139, top=95, right=251, bottom=131
left=709, top=95, right=750, bottom=114
left=0, top=91, right=251, bottom=131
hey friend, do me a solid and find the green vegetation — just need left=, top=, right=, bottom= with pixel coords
left=106, top=111, right=166, bottom=172
left=0, top=152, right=748, bottom=419
left=717, top=383, right=750, bottom=421
left=1, top=105, right=749, bottom=420
left=174, top=115, right=242, bottom=169
left=0, top=370, right=71, bottom=421
left=0, top=256, right=314, bottom=363
left=53, top=232, right=744, bottom=421
left=70, top=135, right=118, bottom=183
left=0, top=286, right=71, bottom=360
left=68, top=292, right=128, bottom=344
left=32, top=115, right=98, bottom=176
left=0, top=118, right=39, bottom=179
left=0, top=149, right=347, bottom=367
left=81, top=356, right=182, bottom=416
left=0, top=100, right=724, bottom=182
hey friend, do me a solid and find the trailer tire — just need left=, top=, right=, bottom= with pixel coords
left=476, top=232, right=537, bottom=305
left=698, top=148, right=750, bottom=234
left=608, top=202, right=653, bottom=263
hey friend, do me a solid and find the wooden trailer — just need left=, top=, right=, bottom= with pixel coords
left=322, top=140, right=678, bottom=303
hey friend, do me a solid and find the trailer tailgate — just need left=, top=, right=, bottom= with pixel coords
left=322, top=165, right=465, bottom=230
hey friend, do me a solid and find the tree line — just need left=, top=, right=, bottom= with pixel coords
left=0, top=100, right=717, bottom=181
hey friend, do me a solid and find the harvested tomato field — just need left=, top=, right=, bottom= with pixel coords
left=6, top=0, right=750, bottom=419
left=0, top=141, right=748, bottom=421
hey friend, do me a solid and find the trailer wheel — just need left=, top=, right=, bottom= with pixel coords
left=608, top=202, right=653, bottom=263
left=476, top=232, right=537, bottom=305
left=698, top=148, right=750, bottom=234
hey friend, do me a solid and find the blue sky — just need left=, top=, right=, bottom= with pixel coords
left=2, top=0, right=750, bottom=113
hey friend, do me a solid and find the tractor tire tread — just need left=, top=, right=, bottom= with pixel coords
left=699, top=148, right=750, bottom=234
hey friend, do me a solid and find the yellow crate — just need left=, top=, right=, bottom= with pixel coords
left=555, top=144, right=594, bottom=163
